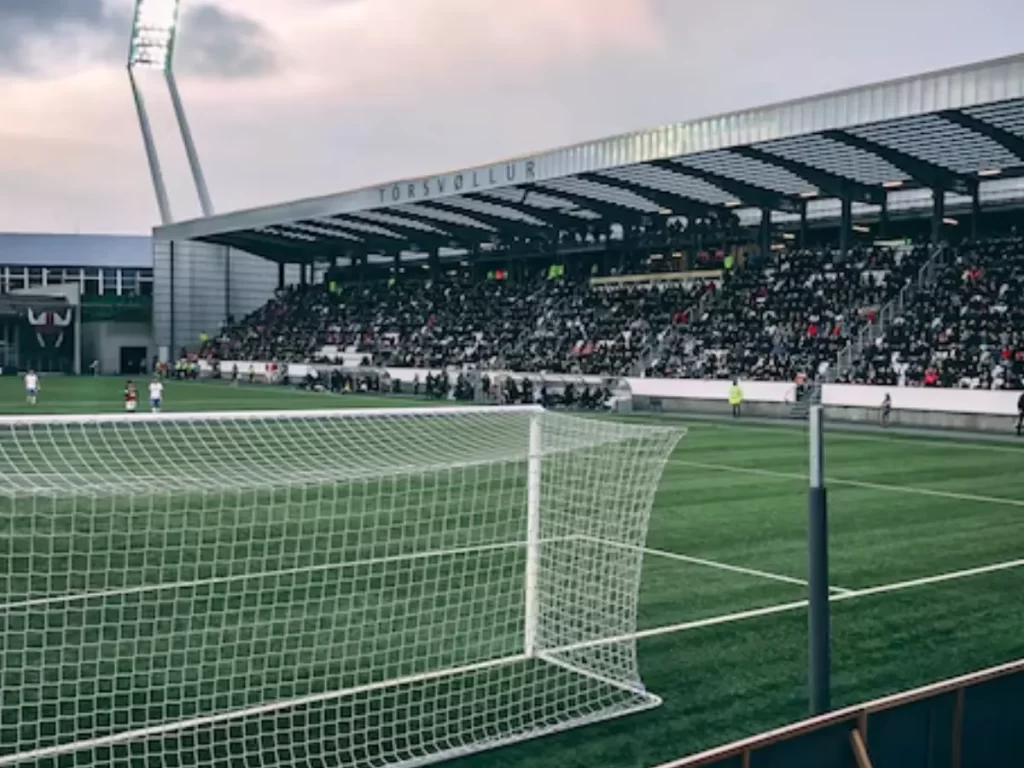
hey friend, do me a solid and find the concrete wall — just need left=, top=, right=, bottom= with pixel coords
left=153, top=240, right=302, bottom=355
left=81, top=321, right=153, bottom=375
left=633, top=396, right=1016, bottom=433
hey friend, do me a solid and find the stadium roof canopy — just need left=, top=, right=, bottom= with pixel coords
left=154, top=53, right=1024, bottom=264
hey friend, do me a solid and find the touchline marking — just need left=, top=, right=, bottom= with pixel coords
left=556, top=557, right=1024, bottom=653
left=577, top=535, right=852, bottom=595
left=699, top=418, right=1024, bottom=456
left=667, top=458, right=1024, bottom=509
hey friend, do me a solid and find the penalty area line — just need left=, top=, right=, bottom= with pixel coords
left=561, top=556, right=1024, bottom=653
left=578, top=535, right=852, bottom=594
left=667, top=458, right=1024, bottom=509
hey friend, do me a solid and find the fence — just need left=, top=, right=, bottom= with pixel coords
left=655, top=658, right=1024, bottom=768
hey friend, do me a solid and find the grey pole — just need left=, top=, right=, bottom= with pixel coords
left=808, top=404, right=831, bottom=714
left=166, top=70, right=215, bottom=217
left=129, top=68, right=173, bottom=225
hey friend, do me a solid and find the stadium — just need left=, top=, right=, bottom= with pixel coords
left=2, top=3, right=1024, bottom=767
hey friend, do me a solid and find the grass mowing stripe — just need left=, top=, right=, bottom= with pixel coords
left=668, top=458, right=1024, bottom=509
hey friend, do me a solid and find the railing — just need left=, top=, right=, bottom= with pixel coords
left=831, top=244, right=947, bottom=381
left=655, top=657, right=1024, bottom=768
left=633, top=283, right=719, bottom=376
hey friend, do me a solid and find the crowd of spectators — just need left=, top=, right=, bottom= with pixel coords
left=648, top=246, right=932, bottom=382
left=202, top=275, right=713, bottom=376
left=842, top=236, right=1024, bottom=390
left=207, top=237, right=1024, bottom=389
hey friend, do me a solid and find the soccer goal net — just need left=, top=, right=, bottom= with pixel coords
left=0, top=405, right=684, bottom=768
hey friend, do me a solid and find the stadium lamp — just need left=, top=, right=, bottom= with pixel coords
left=978, top=168, right=1003, bottom=177
left=882, top=180, right=905, bottom=189
left=127, top=0, right=215, bottom=223
left=128, top=0, right=180, bottom=71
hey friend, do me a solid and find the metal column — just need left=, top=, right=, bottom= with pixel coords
left=129, top=68, right=172, bottom=225
left=799, top=200, right=809, bottom=249
left=971, top=188, right=982, bottom=241
left=168, top=240, right=176, bottom=358
left=167, top=70, right=214, bottom=216
left=931, top=189, right=946, bottom=244
left=839, top=197, right=852, bottom=256
left=808, top=405, right=831, bottom=715
left=760, top=208, right=771, bottom=256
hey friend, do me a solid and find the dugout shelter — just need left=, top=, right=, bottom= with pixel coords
left=150, top=53, right=1024, bottom=358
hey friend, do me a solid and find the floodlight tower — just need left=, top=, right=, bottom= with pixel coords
left=128, top=0, right=214, bottom=224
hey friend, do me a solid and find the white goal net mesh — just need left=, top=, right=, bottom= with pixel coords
left=0, top=405, right=683, bottom=768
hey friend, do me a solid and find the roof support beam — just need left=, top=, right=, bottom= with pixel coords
left=936, top=110, right=1024, bottom=163
left=323, top=216, right=453, bottom=249
left=417, top=201, right=554, bottom=241
left=464, top=193, right=586, bottom=232
left=344, top=211, right=488, bottom=246
left=521, top=183, right=647, bottom=224
left=201, top=231, right=320, bottom=262
left=731, top=147, right=887, bottom=206
left=577, top=172, right=727, bottom=218
left=377, top=207, right=497, bottom=242
left=649, top=160, right=802, bottom=214
left=822, top=130, right=978, bottom=196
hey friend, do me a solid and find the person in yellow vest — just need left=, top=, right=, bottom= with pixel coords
left=728, top=379, right=743, bottom=418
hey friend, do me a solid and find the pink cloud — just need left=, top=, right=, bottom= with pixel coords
left=182, top=0, right=664, bottom=106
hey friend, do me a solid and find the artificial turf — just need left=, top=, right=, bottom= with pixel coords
left=1, top=376, right=1022, bottom=767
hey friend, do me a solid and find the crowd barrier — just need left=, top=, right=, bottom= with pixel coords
left=194, top=361, right=1022, bottom=429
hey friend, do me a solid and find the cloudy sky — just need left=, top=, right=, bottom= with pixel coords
left=1, top=0, right=1023, bottom=234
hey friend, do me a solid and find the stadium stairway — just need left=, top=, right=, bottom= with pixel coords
left=789, top=383, right=822, bottom=420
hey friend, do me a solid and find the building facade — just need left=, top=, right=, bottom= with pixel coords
left=0, top=233, right=154, bottom=374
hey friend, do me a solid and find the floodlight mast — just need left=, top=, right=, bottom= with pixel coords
left=127, top=0, right=215, bottom=224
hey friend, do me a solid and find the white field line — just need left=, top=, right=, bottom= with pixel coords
left=702, top=419, right=1024, bottom=456
left=553, top=556, right=1024, bottom=654
left=577, top=534, right=852, bottom=594
left=667, top=458, right=1024, bottom=509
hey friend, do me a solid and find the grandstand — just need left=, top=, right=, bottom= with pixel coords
left=152, top=54, right=1024, bottom=395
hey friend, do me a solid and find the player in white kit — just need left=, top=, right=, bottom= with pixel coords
left=24, top=370, right=39, bottom=405
left=149, top=378, right=164, bottom=413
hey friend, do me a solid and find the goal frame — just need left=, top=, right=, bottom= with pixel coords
left=0, top=404, right=672, bottom=767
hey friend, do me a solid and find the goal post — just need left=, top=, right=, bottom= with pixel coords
left=0, top=405, right=684, bottom=768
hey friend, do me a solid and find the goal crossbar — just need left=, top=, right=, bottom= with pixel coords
left=0, top=403, right=544, bottom=428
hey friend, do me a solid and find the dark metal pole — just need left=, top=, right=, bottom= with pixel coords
left=169, top=240, right=176, bottom=359
left=808, top=404, right=831, bottom=715
left=839, top=197, right=852, bottom=257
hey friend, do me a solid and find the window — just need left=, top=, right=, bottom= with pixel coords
left=121, top=270, right=138, bottom=296
left=27, top=268, right=43, bottom=287
left=83, top=268, right=100, bottom=296
left=102, top=269, right=118, bottom=295
left=11, top=268, right=28, bottom=290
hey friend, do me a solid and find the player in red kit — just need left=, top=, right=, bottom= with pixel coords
left=125, top=380, right=139, bottom=413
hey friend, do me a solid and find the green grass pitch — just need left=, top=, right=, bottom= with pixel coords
left=1, top=376, right=1023, bottom=767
